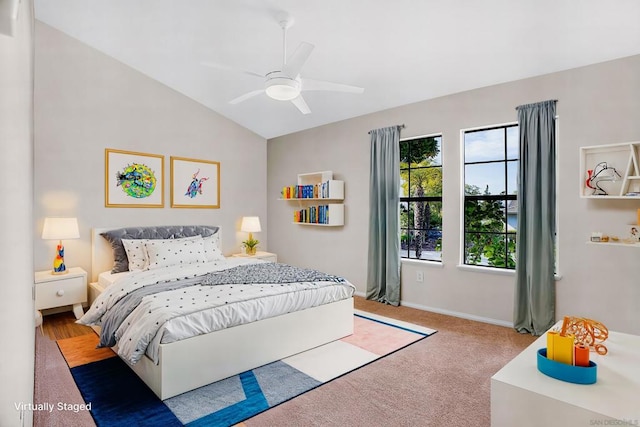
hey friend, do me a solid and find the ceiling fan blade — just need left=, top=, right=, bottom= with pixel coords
left=201, top=62, right=264, bottom=79
left=229, top=89, right=264, bottom=105
left=291, top=94, right=311, bottom=115
left=302, top=77, right=365, bottom=94
left=282, top=42, right=314, bottom=77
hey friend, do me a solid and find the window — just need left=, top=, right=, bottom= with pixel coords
left=463, top=124, right=518, bottom=269
left=400, top=135, right=442, bottom=262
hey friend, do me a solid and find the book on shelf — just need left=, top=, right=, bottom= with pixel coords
left=293, top=204, right=332, bottom=224
left=281, top=180, right=336, bottom=199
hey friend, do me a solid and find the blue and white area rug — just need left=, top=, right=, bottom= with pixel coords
left=60, top=310, right=436, bottom=426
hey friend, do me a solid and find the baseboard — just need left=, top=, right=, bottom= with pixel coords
left=354, top=290, right=513, bottom=328
left=400, top=301, right=513, bottom=328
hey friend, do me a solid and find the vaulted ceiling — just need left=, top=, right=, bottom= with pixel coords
left=35, top=0, right=640, bottom=139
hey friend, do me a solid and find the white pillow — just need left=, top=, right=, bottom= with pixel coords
left=122, top=236, right=202, bottom=271
left=121, top=238, right=150, bottom=271
left=144, top=238, right=207, bottom=270
left=166, top=233, right=223, bottom=261
left=202, top=234, right=225, bottom=261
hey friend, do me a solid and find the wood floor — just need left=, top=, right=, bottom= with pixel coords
left=41, top=311, right=94, bottom=341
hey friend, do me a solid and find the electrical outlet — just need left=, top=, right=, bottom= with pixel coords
left=416, top=271, right=424, bottom=282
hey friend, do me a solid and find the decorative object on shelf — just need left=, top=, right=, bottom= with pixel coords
left=637, top=208, right=640, bottom=226
left=536, top=348, right=597, bottom=384
left=41, top=217, right=80, bottom=275
left=585, top=169, right=594, bottom=191
left=105, top=148, right=164, bottom=208
left=537, top=315, right=606, bottom=384
left=590, top=232, right=602, bottom=242
left=587, top=162, right=621, bottom=195
left=546, top=330, right=575, bottom=365
left=241, top=216, right=261, bottom=255
left=560, top=316, right=609, bottom=356
left=629, top=225, right=640, bottom=243
left=170, top=156, right=220, bottom=209
left=580, top=142, right=640, bottom=198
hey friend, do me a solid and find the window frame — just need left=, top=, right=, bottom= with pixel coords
left=399, top=133, right=443, bottom=263
left=460, top=123, right=518, bottom=271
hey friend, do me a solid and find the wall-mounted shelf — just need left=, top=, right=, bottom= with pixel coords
left=580, top=142, right=640, bottom=199
left=277, top=198, right=343, bottom=202
left=280, top=171, right=345, bottom=226
left=586, top=241, right=640, bottom=248
left=292, top=203, right=344, bottom=226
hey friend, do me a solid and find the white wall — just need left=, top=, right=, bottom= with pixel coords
left=34, top=22, right=268, bottom=280
left=268, top=55, right=640, bottom=334
left=0, top=1, right=35, bottom=425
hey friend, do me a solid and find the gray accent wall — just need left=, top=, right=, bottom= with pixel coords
left=34, top=22, right=268, bottom=278
left=268, top=55, right=640, bottom=334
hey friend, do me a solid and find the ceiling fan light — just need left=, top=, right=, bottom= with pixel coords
left=265, top=77, right=300, bottom=101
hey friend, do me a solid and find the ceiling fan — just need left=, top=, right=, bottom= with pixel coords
left=203, top=15, right=364, bottom=114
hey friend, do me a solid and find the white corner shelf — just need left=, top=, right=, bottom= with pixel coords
left=580, top=142, right=640, bottom=199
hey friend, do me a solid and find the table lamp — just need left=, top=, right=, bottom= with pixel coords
left=241, top=216, right=261, bottom=255
left=41, top=217, right=80, bottom=275
left=241, top=216, right=261, bottom=241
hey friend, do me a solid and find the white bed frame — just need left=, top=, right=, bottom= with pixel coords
left=91, top=227, right=354, bottom=400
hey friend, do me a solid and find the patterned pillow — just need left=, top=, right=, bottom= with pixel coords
left=100, top=226, right=220, bottom=273
left=121, top=239, right=148, bottom=271
left=202, top=234, right=225, bottom=261
left=122, top=236, right=203, bottom=271
left=144, top=238, right=207, bottom=270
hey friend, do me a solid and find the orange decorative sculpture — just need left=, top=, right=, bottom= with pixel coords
left=560, top=316, right=608, bottom=355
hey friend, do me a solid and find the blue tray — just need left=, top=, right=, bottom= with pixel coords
left=537, top=348, right=597, bottom=384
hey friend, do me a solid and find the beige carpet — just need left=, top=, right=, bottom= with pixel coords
left=243, top=298, right=536, bottom=427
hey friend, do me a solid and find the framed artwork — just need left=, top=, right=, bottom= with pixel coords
left=105, top=149, right=164, bottom=208
left=629, top=225, right=640, bottom=243
left=170, top=156, right=220, bottom=209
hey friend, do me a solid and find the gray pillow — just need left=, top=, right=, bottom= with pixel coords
left=100, top=225, right=220, bottom=273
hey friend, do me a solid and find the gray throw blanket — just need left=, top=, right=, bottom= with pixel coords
left=200, top=262, right=346, bottom=286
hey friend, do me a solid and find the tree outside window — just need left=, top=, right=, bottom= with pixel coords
left=400, top=135, right=442, bottom=261
left=463, top=125, right=518, bottom=269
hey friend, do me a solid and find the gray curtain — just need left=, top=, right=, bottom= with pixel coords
left=366, top=125, right=402, bottom=306
left=514, top=100, right=557, bottom=335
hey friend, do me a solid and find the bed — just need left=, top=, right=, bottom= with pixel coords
left=84, top=225, right=355, bottom=400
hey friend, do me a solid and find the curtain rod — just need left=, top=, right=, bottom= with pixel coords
left=368, top=124, right=405, bottom=134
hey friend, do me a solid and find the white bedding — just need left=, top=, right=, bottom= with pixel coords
left=80, top=258, right=355, bottom=365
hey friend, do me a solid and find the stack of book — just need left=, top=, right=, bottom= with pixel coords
left=281, top=180, right=332, bottom=199
left=294, top=205, right=330, bottom=224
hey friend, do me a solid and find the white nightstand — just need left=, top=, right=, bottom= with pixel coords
left=34, top=267, right=87, bottom=319
left=231, top=251, right=277, bottom=262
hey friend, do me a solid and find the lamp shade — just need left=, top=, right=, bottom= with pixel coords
left=240, top=216, right=261, bottom=233
left=42, top=217, right=80, bottom=240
